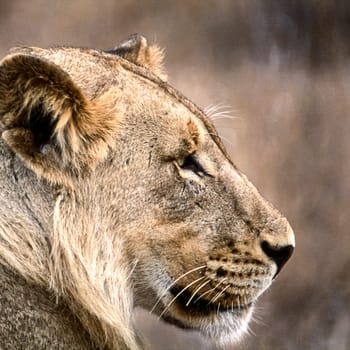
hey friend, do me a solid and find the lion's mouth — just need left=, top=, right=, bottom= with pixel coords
left=168, top=284, right=252, bottom=316
left=158, top=284, right=253, bottom=331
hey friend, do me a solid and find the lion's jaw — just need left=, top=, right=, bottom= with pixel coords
left=135, top=265, right=256, bottom=346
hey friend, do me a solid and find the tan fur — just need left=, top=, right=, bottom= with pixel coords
left=0, top=35, right=294, bottom=349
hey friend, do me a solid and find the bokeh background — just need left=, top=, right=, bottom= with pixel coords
left=1, top=1, right=349, bottom=349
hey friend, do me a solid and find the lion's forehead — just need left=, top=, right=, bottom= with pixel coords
left=12, top=46, right=228, bottom=158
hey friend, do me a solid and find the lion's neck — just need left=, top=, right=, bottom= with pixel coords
left=0, top=146, right=54, bottom=284
left=0, top=147, right=141, bottom=350
left=50, top=187, right=141, bottom=349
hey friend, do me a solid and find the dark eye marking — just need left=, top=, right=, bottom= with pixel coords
left=178, top=154, right=213, bottom=178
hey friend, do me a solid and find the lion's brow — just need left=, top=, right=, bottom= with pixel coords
left=114, top=56, right=234, bottom=166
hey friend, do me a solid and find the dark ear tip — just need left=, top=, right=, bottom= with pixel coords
left=106, top=34, right=148, bottom=56
left=125, top=33, right=147, bottom=46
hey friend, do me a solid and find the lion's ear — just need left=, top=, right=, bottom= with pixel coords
left=108, top=34, right=167, bottom=80
left=0, top=54, right=118, bottom=185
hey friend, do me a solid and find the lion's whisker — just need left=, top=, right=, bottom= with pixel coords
left=217, top=302, right=221, bottom=317
left=158, top=275, right=207, bottom=320
left=127, top=259, right=138, bottom=281
left=211, top=115, right=239, bottom=122
left=210, top=284, right=230, bottom=304
left=203, top=103, right=223, bottom=115
left=194, top=278, right=227, bottom=304
left=208, top=108, right=235, bottom=115
left=185, top=279, right=211, bottom=306
left=209, top=109, right=235, bottom=116
left=150, top=265, right=206, bottom=314
left=204, top=103, right=233, bottom=117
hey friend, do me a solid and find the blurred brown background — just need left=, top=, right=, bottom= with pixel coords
left=1, top=1, right=349, bottom=349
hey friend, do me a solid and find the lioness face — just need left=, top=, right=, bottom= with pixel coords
left=0, top=36, right=294, bottom=348
left=102, top=71, right=295, bottom=345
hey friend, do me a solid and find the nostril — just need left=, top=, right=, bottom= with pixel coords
left=261, top=241, right=294, bottom=278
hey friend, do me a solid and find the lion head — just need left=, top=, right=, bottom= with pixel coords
left=0, top=35, right=294, bottom=349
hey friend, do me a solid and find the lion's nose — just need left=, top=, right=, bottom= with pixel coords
left=261, top=240, right=294, bottom=278
left=259, top=221, right=295, bottom=278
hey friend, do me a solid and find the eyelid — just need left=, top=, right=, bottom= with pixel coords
left=178, top=153, right=213, bottom=178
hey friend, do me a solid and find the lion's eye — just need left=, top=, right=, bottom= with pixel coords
left=178, top=154, right=212, bottom=177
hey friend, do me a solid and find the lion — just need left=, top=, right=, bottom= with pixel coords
left=0, top=34, right=295, bottom=350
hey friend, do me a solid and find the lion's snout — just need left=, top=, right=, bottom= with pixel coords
left=259, top=217, right=295, bottom=278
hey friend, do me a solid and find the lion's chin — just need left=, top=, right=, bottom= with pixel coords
left=198, top=307, right=253, bottom=346
left=161, top=304, right=254, bottom=347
